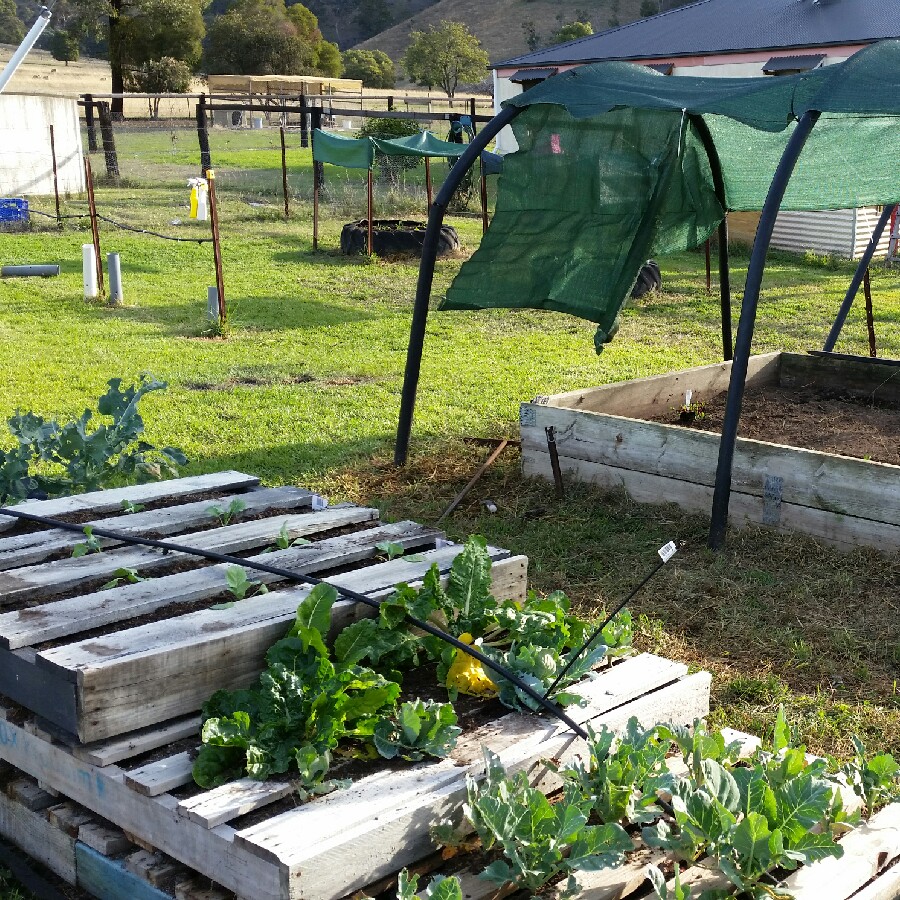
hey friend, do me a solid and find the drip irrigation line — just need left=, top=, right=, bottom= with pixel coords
left=95, top=214, right=213, bottom=244
left=543, top=543, right=677, bottom=700
left=0, top=504, right=589, bottom=739
left=29, top=210, right=90, bottom=220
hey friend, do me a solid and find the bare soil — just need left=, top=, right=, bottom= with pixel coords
left=653, top=386, right=900, bottom=466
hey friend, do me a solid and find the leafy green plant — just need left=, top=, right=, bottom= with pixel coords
left=455, top=748, right=633, bottom=897
left=837, top=735, right=900, bottom=817
left=194, top=584, right=402, bottom=793
left=373, top=699, right=461, bottom=761
left=392, top=869, right=462, bottom=900
left=206, top=498, right=246, bottom=526
left=0, top=376, right=186, bottom=504
left=376, top=539, right=406, bottom=560
left=101, top=567, right=145, bottom=589
left=120, top=499, right=145, bottom=514
left=71, top=525, right=102, bottom=557
left=264, top=521, right=311, bottom=552
left=223, top=565, right=269, bottom=602
left=646, top=862, right=701, bottom=900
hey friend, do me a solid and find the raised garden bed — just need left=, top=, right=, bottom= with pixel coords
left=339, top=219, right=460, bottom=257
left=521, top=352, right=900, bottom=552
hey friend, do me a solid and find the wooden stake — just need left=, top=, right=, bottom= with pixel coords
left=425, top=157, right=432, bottom=210
left=206, top=169, right=226, bottom=325
left=313, top=166, right=319, bottom=251
left=863, top=268, right=877, bottom=357
left=49, top=124, right=61, bottom=229
left=367, top=168, right=374, bottom=256
left=280, top=125, right=289, bottom=218
left=479, top=158, right=488, bottom=235
left=96, top=102, right=119, bottom=180
left=83, top=94, right=98, bottom=153
left=196, top=95, right=211, bottom=178
left=84, top=156, right=104, bottom=294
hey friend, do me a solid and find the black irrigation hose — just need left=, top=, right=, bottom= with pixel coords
left=29, top=210, right=91, bottom=220
left=0, top=505, right=590, bottom=739
left=95, top=214, right=212, bottom=244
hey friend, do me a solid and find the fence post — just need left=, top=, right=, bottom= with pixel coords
left=311, top=107, right=324, bottom=191
left=280, top=125, right=289, bottom=218
left=206, top=169, right=226, bottom=326
left=84, top=156, right=104, bottom=295
left=197, top=94, right=211, bottom=177
left=49, top=124, right=61, bottom=228
left=299, top=88, right=308, bottom=148
left=469, top=97, right=477, bottom=135
left=83, top=93, right=98, bottom=153
left=96, top=103, right=120, bottom=180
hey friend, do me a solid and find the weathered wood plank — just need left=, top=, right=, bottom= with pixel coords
left=781, top=351, right=900, bottom=405
left=6, top=776, right=57, bottom=811
left=0, top=513, right=418, bottom=651
left=76, top=842, right=176, bottom=900
left=125, top=752, right=195, bottom=797
left=523, top=451, right=900, bottom=553
left=0, top=486, right=314, bottom=571
left=0, top=783, right=77, bottom=883
left=125, top=848, right=188, bottom=893
left=0, top=506, right=376, bottom=606
left=78, top=820, right=133, bottom=856
left=537, top=352, right=780, bottom=417
left=177, top=778, right=294, bottom=829
left=43, top=546, right=514, bottom=742
left=0, top=471, right=261, bottom=534
left=850, top=861, right=900, bottom=900
left=0, top=646, right=80, bottom=733
left=73, top=715, right=202, bottom=768
left=0, top=717, right=285, bottom=900
left=521, top=403, right=900, bottom=529
left=786, top=803, right=900, bottom=899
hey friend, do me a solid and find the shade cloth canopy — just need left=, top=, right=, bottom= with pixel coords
left=442, top=40, right=900, bottom=351
left=312, top=129, right=470, bottom=169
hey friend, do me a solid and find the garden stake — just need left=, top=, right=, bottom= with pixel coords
left=436, top=438, right=512, bottom=525
left=0, top=504, right=590, bottom=740
left=84, top=156, right=104, bottom=294
left=367, top=168, right=374, bottom=256
left=480, top=157, right=488, bottom=234
left=545, top=425, right=565, bottom=499
left=280, top=125, right=289, bottom=218
left=864, top=268, right=877, bottom=357
left=196, top=94, right=211, bottom=178
left=83, top=93, right=98, bottom=152
left=543, top=541, right=678, bottom=700
left=425, top=157, right=432, bottom=209
left=96, top=102, right=119, bottom=180
left=207, top=169, right=226, bottom=324
left=49, top=123, right=61, bottom=228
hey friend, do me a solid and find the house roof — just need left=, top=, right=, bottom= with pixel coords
left=493, top=0, right=900, bottom=69
left=762, top=53, right=826, bottom=72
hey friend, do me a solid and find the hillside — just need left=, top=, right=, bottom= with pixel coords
left=355, top=0, right=644, bottom=68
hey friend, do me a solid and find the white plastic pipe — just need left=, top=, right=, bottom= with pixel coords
left=196, top=188, right=208, bottom=221
left=107, top=252, right=123, bottom=304
left=0, top=7, right=52, bottom=95
left=207, top=286, right=218, bottom=319
left=82, top=244, right=98, bottom=299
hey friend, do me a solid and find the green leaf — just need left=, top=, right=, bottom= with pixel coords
left=731, top=812, right=773, bottom=881
left=225, top=565, right=251, bottom=600
left=375, top=540, right=405, bottom=560
left=296, top=583, right=337, bottom=637
left=772, top=705, right=791, bottom=753
left=446, top=536, right=492, bottom=620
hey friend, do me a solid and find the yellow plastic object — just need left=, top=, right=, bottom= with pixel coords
left=445, top=633, right=498, bottom=698
left=189, top=186, right=198, bottom=219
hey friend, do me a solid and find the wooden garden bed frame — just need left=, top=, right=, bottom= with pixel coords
left=520, top=351, right=900, bottom=553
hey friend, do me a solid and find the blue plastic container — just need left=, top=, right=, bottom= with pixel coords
left=0, top=199, right=29, bottom=231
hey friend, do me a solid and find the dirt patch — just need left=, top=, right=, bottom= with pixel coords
left=652, top=386, right=900, bottom=466
left=185, top=372, right=315, bottom=391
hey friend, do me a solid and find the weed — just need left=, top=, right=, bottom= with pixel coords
left=206, top=498, right=246, bottom=527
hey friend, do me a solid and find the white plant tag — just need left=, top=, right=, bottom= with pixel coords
left=685, top=390, right=693, bottom=407
left=658, top=541, right=677, bottom=563
left=311, top=494, right=328, bottom=510
left=435, top=538, right=455, bottom=548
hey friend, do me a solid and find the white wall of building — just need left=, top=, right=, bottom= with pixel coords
left=0, top=94, right=84, bottom=197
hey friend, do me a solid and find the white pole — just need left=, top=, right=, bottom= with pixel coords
left=107, top=252, right=123, bottom=304
left=82, top=244, right=98, bottom=299
left=0, top=7, right=52, bottom=95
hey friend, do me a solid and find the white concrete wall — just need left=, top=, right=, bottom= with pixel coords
left=492, top=70, right=522, bottom=155
left=0, top=94, right=84, bottom=197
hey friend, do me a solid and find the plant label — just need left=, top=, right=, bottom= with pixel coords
left=657, top=541, right=677, bottom=563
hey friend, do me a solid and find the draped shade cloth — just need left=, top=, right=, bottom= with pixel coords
left=312, top=129, right=470, bottom=169
left=442, top=40, right=900, bottom=351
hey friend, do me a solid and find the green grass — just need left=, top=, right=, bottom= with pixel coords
left=3, top=137, right=900, bottom=777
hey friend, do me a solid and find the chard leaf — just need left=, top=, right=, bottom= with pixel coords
left=446, top=535, right=491, bottom=621
left=295, top=583, right=337, bottom=637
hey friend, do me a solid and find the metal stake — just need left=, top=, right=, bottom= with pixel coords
left=545, top=426, right=565, bottom=499
left=206, top=168, right=226, bottom=325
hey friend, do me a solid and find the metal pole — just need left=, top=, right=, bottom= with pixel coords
left=863, top=268, right=877, bottom=358
left=367, top=168, right=374, bottom=256
left=394, top=104, right=521, bottom=466
left=84, top=156, right=104, bottom=294
left=97, top=102, right=119, bottom=179
left=197, top=94, right=211, bottom=178
left=84, top=94, right=98, bottom=153
left=822, top=203, right=895, bottom=352
left=49, top=123, right=61, bottom=228
left=424, top=156, right=432, bottom=210
left=704, top=239, right=711, bottom=292
left=479, top=156, right=488, bottom=235
left=689, top=114, right=732, bottom=360
left=280, top=125, right=289, bottom=218
left=708, top=110, right=820, bottom=550
left=469, top=97, right=477, bottom=135
left=206, top=169, right=226, bottom=325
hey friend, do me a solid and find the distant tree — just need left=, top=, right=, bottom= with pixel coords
left=521, top=18, right=540, bottom=51
left=359, top=116, right=420, bottom=185
left=402, top=20, right=488, bottom=99
left=286, top=1, right=321, bottom=41
left=314, top=38, right=342, bottom=76
left=551, top=21, right=592, bottom=45
left=0, top=0, right=24, bottom=44
left=355, top=0, right=392, bottom=40
left=117, top=0, right=204, bottom=71
left=125, top=56, right=191, bottom=116
left=341, top=48, right=395, bottom=88
left=49, top=28, right=80, bottom=64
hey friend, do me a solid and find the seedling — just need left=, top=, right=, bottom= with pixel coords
left=206, top=498, right=246, bottom=526
left=224, top=565, right=269, bottom=601
left=674, top=390, right=707, bottom=424
left=264, top=522, right=311, bottom=553
left=120, top=499, right=146, bottom=514
left=101, top=567, right=145, bottom=590
left=376, top=540, right=406, bottom=560
left=71, top=526, right=103, bottom=557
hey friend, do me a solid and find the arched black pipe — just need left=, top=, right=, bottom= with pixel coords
left=823, top=203, right=896, bottom=352
left=708, top=110, right=821, bottom=550
left=394, top=105, right=523, bottom=466
left=689, top=114, right=733, bottom=360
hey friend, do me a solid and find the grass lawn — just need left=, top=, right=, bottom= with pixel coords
left=1, top=135, right=899, bottom=779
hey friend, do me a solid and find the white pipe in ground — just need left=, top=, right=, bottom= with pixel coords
left=82, top=244, right=98, bottom=299
left=107, top=252, right=123, bottom=304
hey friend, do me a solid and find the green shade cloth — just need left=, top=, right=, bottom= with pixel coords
left=311, top=129, right=468, bottom=168
left=442, top=40, right=900, bottom=352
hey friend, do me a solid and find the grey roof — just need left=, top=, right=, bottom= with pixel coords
left=493, top=0, right=900, bottom=69
left=762, top=53, right=826, bottom=71
left=509, top=68, right=558, bottom=82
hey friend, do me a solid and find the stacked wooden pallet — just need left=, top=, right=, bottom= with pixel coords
left=0, top=472, right=713, bottom=899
